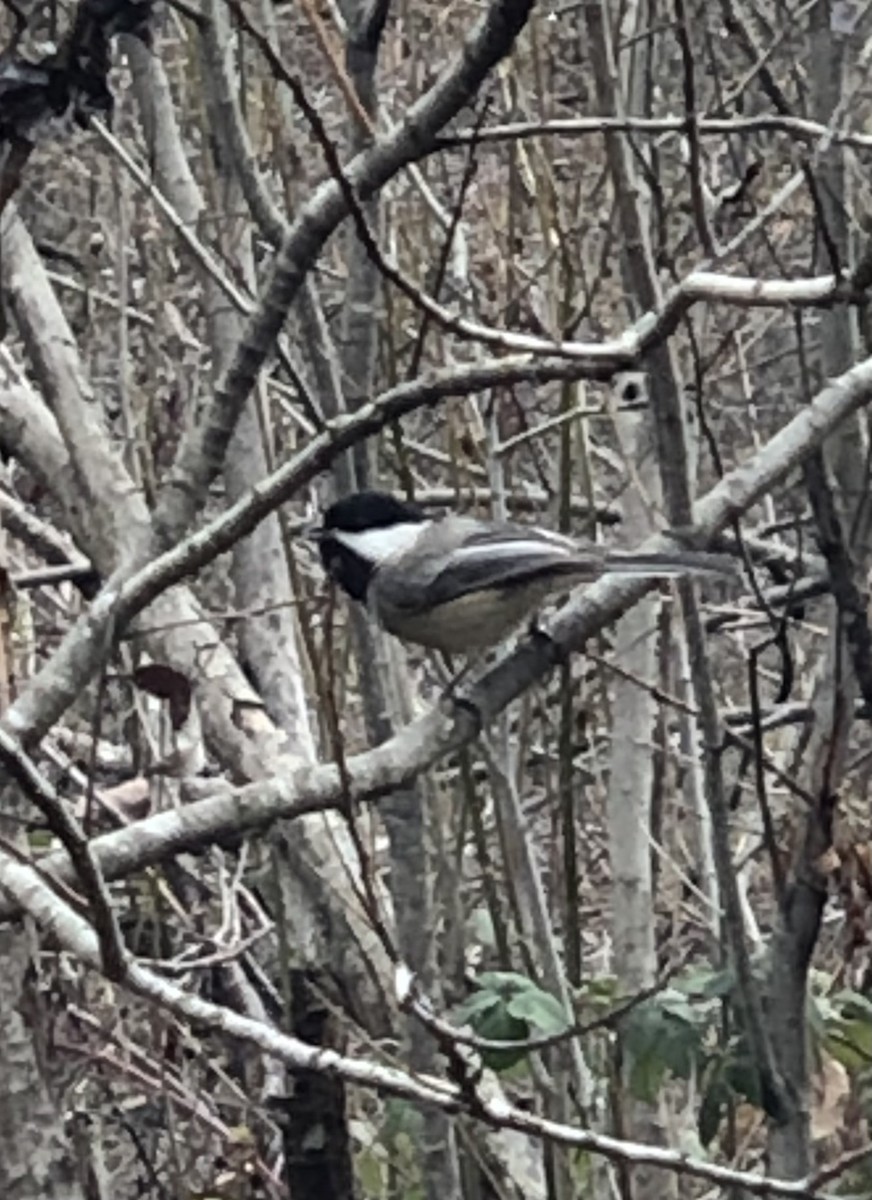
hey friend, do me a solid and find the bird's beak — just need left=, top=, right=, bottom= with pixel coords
left=303, top=522, right=325, bottom=544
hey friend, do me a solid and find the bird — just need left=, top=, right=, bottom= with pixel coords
left=308, top=490, right=735, bottom=657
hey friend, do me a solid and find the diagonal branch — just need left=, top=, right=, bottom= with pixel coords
left=5, top=351, right=872, bottom=912
left=0, top=728, right=126, bottom=979
left=6, top=339, right=872, bottom=754
left=0, top=834, right=858, bottom=1199
left=151, top=0, right=536, bottom=545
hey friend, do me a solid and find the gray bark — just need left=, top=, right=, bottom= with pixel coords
left=768, top=2, right=867, bottom=1179
left=0, top=914, right=85, bottom=1199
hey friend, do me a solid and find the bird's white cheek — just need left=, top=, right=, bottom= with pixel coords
left=332, top=522, right=425, bottom=563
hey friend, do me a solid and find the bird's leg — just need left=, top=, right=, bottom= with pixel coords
left=437, top=652, right=490, bottom=731
left=438, top=652, right=474, bottom=697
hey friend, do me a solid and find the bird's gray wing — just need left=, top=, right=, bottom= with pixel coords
left=379, top=520, right=602, bottom=611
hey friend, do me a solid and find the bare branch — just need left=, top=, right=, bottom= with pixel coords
left=151, top=0, right=538, bottom=544
left=441, top=113, right=872, bottom=153
left=7, top=350, right=872, bottom=912
left=0, top=842, right=856, bottom=1199
left=0, top=728, right=125, bottom=979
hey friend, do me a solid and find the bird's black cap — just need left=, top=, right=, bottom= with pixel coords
left=320, top=490, right=427, bottom=532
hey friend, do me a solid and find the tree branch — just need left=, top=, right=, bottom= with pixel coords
left=152, top=0, right=537, bottom=544
left=5, top=350, right=872, bottom=912
left=0, top=840, right=855, bottom=1199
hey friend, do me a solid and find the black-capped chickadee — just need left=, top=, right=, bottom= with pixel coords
left=309, top=490, right=734, bottom=657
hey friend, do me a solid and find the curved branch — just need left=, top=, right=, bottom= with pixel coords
left=153, top=0, right=537, bottom=542
left=0, top=840, right=854, bottom=1199
left=7, top=350, right=872, bottom=913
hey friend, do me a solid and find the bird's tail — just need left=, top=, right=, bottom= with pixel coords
left=598, top=550, right=737, bottom=578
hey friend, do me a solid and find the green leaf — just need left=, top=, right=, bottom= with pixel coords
left=623, top=998, right=705, bottom=1101
left=474, top=1006, right=528, bottom=1069
left=484, top=1047, right=531, bottom=1073
left=506, top=987, right=569, bottom=1035
left=382, top=1098, right=425, bottom=1141
left=356, top=1148, right=384, bottom=1199
left=825, top=1020, right=872, bottom=1072
left=656, top=988, right=704, bottom=1024
left=833, top=989, right=872, bottom=1020
left=675, top=966, right=735, bottom=1000
left=475, top=971, right=538, bottom=994
left=454, top=990, right=503, bottom=1026
left=578, top=976, right=620, bottom=1003
left=454, top=988, right=528, bottom=1071
left=816, top=989, right=872, bottom=1072
left=628, top=1044, right=669, bottom=1103
left=473, top=1005, right=527, bottom=1043
left=454, top=974, right=567, bottom=1072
